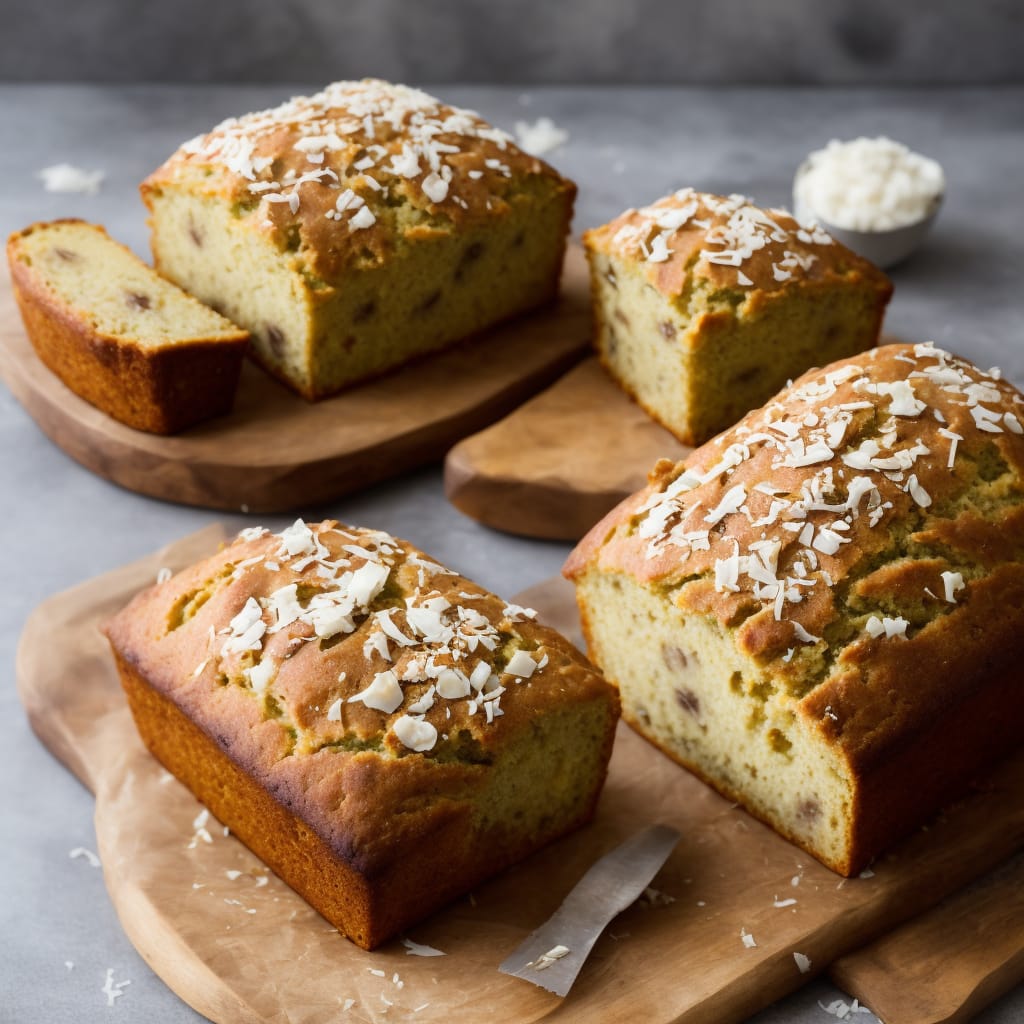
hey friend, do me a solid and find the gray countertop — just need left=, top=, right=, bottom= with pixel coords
left=1, top=84, right=1021, bottom=1024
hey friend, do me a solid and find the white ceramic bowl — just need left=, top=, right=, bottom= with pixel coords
left=793, top=164, right=943, bottom=270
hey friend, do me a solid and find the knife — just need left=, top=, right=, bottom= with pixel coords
left=498, top=823, right=681, bottom=997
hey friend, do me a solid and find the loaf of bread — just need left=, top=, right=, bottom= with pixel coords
left=566, top=343, right=1024, bottom=875
left=7, top=219, right=249, bottom=434
left=583, top=189, right=893, bottom=447
left=105, top=520, right=618, bottom=948
left=141, top=79, right=576, bottom=400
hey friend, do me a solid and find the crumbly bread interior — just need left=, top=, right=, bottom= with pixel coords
left=567, top=343, right=1024, bottom=875
left=590, top=248, right=887, bottom=445
left=574, top=569, right=852, bottom=868
left=142, top=79, right=575, bottom=400
left=148, top=180, right=566, bottom=398
left=584, top=189, right=891, bottom=446
left=106, top=519, right=618, bottom=947
left=11, top=220, right=242, bottom=344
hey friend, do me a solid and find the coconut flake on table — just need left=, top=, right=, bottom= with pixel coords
left=514, top=116, right=568, bottom=156
left=795, top=136, right=944, bottom=231
left=402, top=937, right=446, bottom=957
left=101, top=968, right=131, bottom=1006
left=819, top=997, right=874, bottom=1019
left=37, top=163, right=105, bottom=195
left=69, top=846, right=101, bottom=868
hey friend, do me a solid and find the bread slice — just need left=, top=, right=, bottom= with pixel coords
left=141, top=79, right=576, bottom=401
left=104, top=519, right=619, bottom=949
left=583, top=189, right=893, bottom=447
left=566, top=343, right=1024, bottom=876
left=7, top=219, right=249, bottom=434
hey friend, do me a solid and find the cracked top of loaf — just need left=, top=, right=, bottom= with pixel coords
left=566, top=343, right=1024, bottom=768
left=584, top=188, right=889, bottom=297
left=106, top=519, right=613, bottom=871
left=142, top=79, right=575, bottom=281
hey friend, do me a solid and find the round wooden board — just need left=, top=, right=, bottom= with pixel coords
left=0, top=248, right=591, bottom=513
left=444, top=357, right=691, bottom=541
left=16, top=529, right=1024, bottom=1024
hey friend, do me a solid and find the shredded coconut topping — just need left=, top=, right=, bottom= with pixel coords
left=166, top=79, right=545, bottom=240
left=604, top=188, right=831, bottom=286
left=627, top=344, right=1018, bottom=653
left=208, top=520, right=555, bottom=753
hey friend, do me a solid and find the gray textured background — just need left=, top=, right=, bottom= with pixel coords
left=2, top=0, right=1023, bottom=83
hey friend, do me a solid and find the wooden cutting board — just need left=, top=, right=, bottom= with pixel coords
left=0, top=249, right=590, bottom=514
left=16, top=529, right=1024, bottom=1024
left=444, top=357, right=690, bottom=540
left=444, top=339, right=905, bottom=542
left=830, top=853, right=1024, bottom=1024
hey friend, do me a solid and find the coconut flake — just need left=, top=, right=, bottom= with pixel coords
left=349, top=670, right=403, bottom=713
left=514, top=116, right=568, bottom=156
left=348, top=560, right=390, bottom=606
left=38, top=163, right=105, bottom=194
left=246, top=658, right=277, bottom=694
left=505, top=650, right=537, bottom=678
left=402, top=938, right=446, bottom=957
left=392, top=715, right=438, bottom=752
left=422, top=172, right=449, bottom=203
left=436, top=668, right=471, bottom=699
left=941, top=570, right=965, bottom=603
left=705, top=484, right=747, bottom=525
left=349, top=205, right=376, bottom=230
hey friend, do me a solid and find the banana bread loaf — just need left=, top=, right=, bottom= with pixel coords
left=583, top=189, right=893, bottom=446
left=7, top=219, right=249, bottom=434
left=142, top=79, right=576, bottom=400
left=105, top=519, right=618, bottom=949
left=565, top=343, right=1024, bottom=875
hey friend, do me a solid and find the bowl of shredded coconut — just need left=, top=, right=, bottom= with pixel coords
left=793, top=136, right=944, bottom=268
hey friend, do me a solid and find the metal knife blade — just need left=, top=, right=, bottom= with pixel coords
left=498, top=823, right=681, bottom=997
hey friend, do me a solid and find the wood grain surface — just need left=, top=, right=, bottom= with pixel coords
left=15, top=533, right=1024, bottom=1024
left=830, top=854, right=1024, bottom=1024
left=0, top=248, right=591, bottom=514
left=444, top=357, right=691, bottom=540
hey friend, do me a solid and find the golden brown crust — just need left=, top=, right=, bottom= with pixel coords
left=141, top=79, right=576, bottom=285
left=583, top=188, right=892, bottom=301
left=567, top=343, right=1024, bottom=871
left=105, top=520, right=618, bottom=947
left=7, top=220, right=249, bottom=434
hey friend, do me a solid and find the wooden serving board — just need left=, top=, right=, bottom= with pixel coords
left=444, top=338, right=905, bottom=542
left=830, top=853, right=1024, bottom=1024
left=0, top=249, right=590, bottom=514
left=17, top=529, right=1024, bottom=1024
left=444, top=357, right=690, bottom=540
